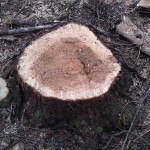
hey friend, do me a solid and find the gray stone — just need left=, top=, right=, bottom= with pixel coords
left=105, top=0, right=133, bottom=5
left=137, top=0, right=150, bottom=9
left=24, top=144, right=35, bottom=150
left=11, top=142, right=24, bottom=150
left=116, top=16, right=150, bottom=56
left=0, top=77, right=9, bottom=108
left=0, top=137, right=11, bottom=150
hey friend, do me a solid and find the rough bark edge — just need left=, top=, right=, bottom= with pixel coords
left=17, top=73, right=136, bottom=128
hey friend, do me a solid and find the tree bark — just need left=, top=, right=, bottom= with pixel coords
left=18, top=77, right=136, bottom=128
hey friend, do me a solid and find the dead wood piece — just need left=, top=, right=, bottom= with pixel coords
left=137, top=0, right=150, bottom=9
left=116, top=16, right=150, bottom=56
left=0, top=24, right=58, bottom=36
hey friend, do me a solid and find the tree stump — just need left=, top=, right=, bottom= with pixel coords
left=17, top=23, right=135, bottom=128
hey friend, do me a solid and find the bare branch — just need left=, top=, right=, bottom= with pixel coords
left=121, top=87, right=150, bottom=150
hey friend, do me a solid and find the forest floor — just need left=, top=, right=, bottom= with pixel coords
left=0, top=0, right=150, bottom=150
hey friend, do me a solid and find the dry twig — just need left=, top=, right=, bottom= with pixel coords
left=121, top=87, right=150, bottom=150
left=0, top=24, right=58, bottom=36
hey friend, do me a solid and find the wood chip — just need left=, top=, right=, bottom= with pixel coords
left=116, top=16, right=150, bottom=56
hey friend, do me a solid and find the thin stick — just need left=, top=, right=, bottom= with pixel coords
left=0, top=24, right=58, bottom=36
left=134, top=130, right=150, bottom=142
left=121, top=87, right=150, bottom=150
left=102, top=130, right=126, bottom=150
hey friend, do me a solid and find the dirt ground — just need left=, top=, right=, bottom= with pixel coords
left=0, top=0, right=150, bottom=150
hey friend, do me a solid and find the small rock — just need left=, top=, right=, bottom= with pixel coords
left=0, top=137, right=11, bottom=149
left=11, top=142, right=24, bottom=150
left=139, top=68, right=149, bottom=79
left=116, top=16, right=150, bottom=56
left=44, top=146, right=56, bottom=150
left=137, top=0, right=150, bottom=9
left=24, top=144, right=36, bottom=150
left=0, top=77, right=9, bottom=108
left=0, top=35, right=17, bottom=42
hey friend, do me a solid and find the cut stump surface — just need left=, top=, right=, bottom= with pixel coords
left=18, top=23, right=121, bottom=100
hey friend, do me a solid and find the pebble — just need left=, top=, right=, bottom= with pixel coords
left=11, top=142, right=24, bottom=150
left=0, top=137, right=11, bottom=149
left=0, top=77, right=9, bottom=100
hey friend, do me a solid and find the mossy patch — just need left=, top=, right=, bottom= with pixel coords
left=34, top=110, right=43, bottom=120
left=74, top=118, right=86, bottom=131
left=0, top=93, right=11, bottom=108
left=97, top=127, right=104, bottom=135
left=118, top=111, right=134, bottom=126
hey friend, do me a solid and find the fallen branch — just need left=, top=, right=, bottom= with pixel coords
left=0, top=23, right=59, bottom=36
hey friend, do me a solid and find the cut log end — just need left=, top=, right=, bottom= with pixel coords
left=18, top=23, right=121, bottom=101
